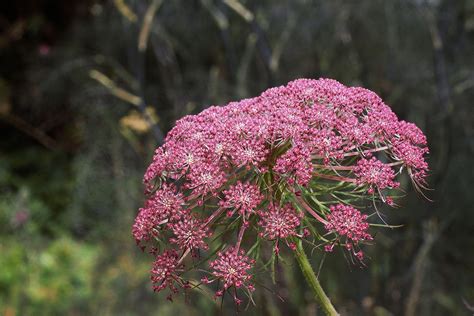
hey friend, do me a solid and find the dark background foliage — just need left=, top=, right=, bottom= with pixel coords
left=0, top=0, right=473, bottom=315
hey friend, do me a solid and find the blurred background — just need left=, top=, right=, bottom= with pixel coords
left=0, top=0, right=473, bottom=315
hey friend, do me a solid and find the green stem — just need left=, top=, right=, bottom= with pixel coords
left=294, top=241, right=339, bottom=316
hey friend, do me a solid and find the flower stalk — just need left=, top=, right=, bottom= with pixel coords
left=294, top=241, right=339, bottom=316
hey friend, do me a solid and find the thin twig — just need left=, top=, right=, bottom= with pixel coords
left=114, top=0, right=138, bottom=22
left=0, top=113, right=58, bottom=150
left=138, top=0, right=163, bottom=52
left=89, top=69, right=141, bottom=106
left=223, top=0, right=254, bottom=22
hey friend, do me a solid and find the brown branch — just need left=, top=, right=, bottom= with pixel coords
left=89, top=69, right=141, bottom=106
left=138, top=0, right=163, bottom=52
left=223, top=0, right=254, bottom=22
left=114, top=0, right=138, bottom=22
left=0, top=113, right=58, bottom=150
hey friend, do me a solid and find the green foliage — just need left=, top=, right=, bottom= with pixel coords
left=0, top=237, right=97, bottom=315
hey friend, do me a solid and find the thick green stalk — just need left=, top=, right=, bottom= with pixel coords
left=294, top=242, right=339, bottom=316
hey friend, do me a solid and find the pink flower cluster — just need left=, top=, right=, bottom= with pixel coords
left=150, top=249, right=185, bottom=296
left=205, top=247, right=255, bottom=304
left=220, top=181, right=264, bottom=219
left=274, top=143, right=313, bottom=185
left=132, top=184, right=185, bottom=243
left=258, top=204, right=301, bottom=240
left=325, top=204, right=373, bottom=245
left=168, top=214, right=211, bottom=251
left=134, top=78, right=429, bottom=304
left=354, top=157, right=399, bottom=194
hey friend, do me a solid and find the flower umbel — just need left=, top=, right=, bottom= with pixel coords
left=168, top=213, right=211, bottom=251
left=151, top=250, right=186, bottom=297
left=354, top=157, right=399, bottom=194
left=134, top=78, right=429, bottom=307
left=220, top=181, right=263, bottom=219
left=206, top=247, right=255, bottom=304
left=259, top=204, right=301, bottom=241
left=324, top=204, right=373, bottom=257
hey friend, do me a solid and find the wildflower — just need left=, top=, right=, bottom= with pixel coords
left=397, top=120, right=427, bottom=146
left=354, top=157, right=399, bottom=193
left=325, top=204, right=372, bottom=244
left=132, top=185, right=186, bottom=244
left=392, top=141, right=429, bottom=183
left=208, top=247, right=255, bottom=303
left=134, top=78, right=429, bottom=306
left=168, top=213, right=211, bottom=250
left=185, top=164, right=226, bottom=196
left=274, top=143, right=313, bottom=185
left=147, top=184, right=185, bottom=220
left=151, top=250, right=186, bottom=296
left=259, top=204, right=301, bottom=240
left=132, top=207, right=158, bottom=243
left=231, top=138, right=269, bottom=168
left=220, top=182, right=263, bottom=218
